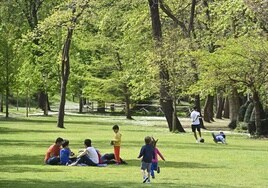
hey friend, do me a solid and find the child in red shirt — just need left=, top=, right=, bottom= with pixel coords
left=151, top=137, right=165, bottom=179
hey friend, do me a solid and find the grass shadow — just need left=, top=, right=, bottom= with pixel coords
left=0, top=127, right=57, bottom=134
left=0, top=178, right=241, bottom=188
left=122, top=159, right=218, bottom=169
left=0, top=154, right=46, bottom=166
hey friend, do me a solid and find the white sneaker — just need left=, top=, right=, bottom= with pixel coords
left=143, top=177, right=148, bottom=183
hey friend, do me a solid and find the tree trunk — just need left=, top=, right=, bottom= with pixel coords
left=97, top=101, right=105, bottom=113
left=252, top=91, right=265, bottom=135
left=172, top=97, right=178, bottom=132
left=115, top=52, right=133, bottom=120
left=194, top=95, right=205, bottom=129
left=123, top=84, right=132, bottom=120
left=5, top=55, right=9, bottom=118
left=38, top=92, right=50, bottom=114
left=0, top=93, right=3, bottom=112
left=16, top=91, right=19, bottom=111
left=216, top=90, right=224, bottom=119
left=223, top=97, right=229, bottom=118
left=203, top=95, right=214, bottom=122
left=57, top=28, right=73, bottom=128
left=79, top=95, right=83, bottom=113
left=228, top=87, right=240, bottom=129
left=208, top=95, right=214, bottom=121
left=26, top=91, right=29, bottom=117
left=57, top=2, right=88, bottom=128
left=125, top=94, right=132, bottom=120
left=5, top=84, right=9, bottom=118
left=148, top=0, right=185, bottom=132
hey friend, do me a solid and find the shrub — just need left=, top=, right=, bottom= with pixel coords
left=228, top=120, right=237, bottom=129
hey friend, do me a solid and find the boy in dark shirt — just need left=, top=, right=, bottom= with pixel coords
left=137, top=136, right=155, bottom=183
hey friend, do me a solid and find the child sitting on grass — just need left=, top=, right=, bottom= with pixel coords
left=44, top=137, right=63, bottom=165
left=69, top=139, right=99, bottom=166
left=60, top=139, right=75, bottom=165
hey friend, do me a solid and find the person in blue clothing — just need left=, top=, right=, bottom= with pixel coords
left=60, top=139, right=75, bottom=165
left=212, top=132, right=227, bottom=144
left=137, top=136, right=155, bottom=184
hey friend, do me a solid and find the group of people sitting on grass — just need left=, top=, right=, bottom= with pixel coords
left=44, top=125, right=127, bottom=166
left=44, top=137, right=127, bottom=166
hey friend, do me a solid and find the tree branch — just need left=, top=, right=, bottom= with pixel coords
left=188, top=0, right=196, bottom=36
left=159, top=0, right=188, bottom=36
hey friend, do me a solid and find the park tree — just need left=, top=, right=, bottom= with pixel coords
left=199, top=36, right=268, bottom=135
left=148, top=0, right=185, bottom=132
left=151, top=0, right=221, bottom=130
left=16, top=60, right=40, bottom=117
left=0, top=1, right=25, bottom=118
left=56, top=0, right=89, bottom=128
left=79, top=1, right=157, bottom=119
left=14, top=0, right=62, bottom=115
left=31, top=0, right=90, bottom=127
left=0, top=26, right=14, bottom=118
left=185, top=0, right=264, bottom=128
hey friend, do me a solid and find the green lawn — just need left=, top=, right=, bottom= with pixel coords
left=0, top=115, right=267, bottom=188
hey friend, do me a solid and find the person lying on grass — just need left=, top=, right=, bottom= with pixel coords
left=212, top=132, right=227, bottom=144
left=44, top=137, right=63, bottom=165
left=96, top=149, right=127, bottom=165
left=69, top=139, right=99, bottom=166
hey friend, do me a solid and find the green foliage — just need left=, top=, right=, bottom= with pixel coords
left=79, top=0, right=158, bottom=103
left=192, top=36, right=268, bottom=104
left=1, top=0, right=268, bottom=123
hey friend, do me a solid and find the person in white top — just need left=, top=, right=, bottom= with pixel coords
left=190, top=106, right=202, bottom=143
left=69, top=139, right=99, bottom=166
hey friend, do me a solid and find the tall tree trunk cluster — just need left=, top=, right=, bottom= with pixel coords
left=148, top=0, right=185, bottom=132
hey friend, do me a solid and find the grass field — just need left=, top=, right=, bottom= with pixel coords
left=0, top=114, right=267, bottom=188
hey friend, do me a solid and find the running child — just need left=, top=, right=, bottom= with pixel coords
left=137, top=136, right=155, bottom=184
left=151, top=137, right=165, bottom=179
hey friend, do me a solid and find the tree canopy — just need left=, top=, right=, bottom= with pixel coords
left=1, top=0, right=268, bottom=135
